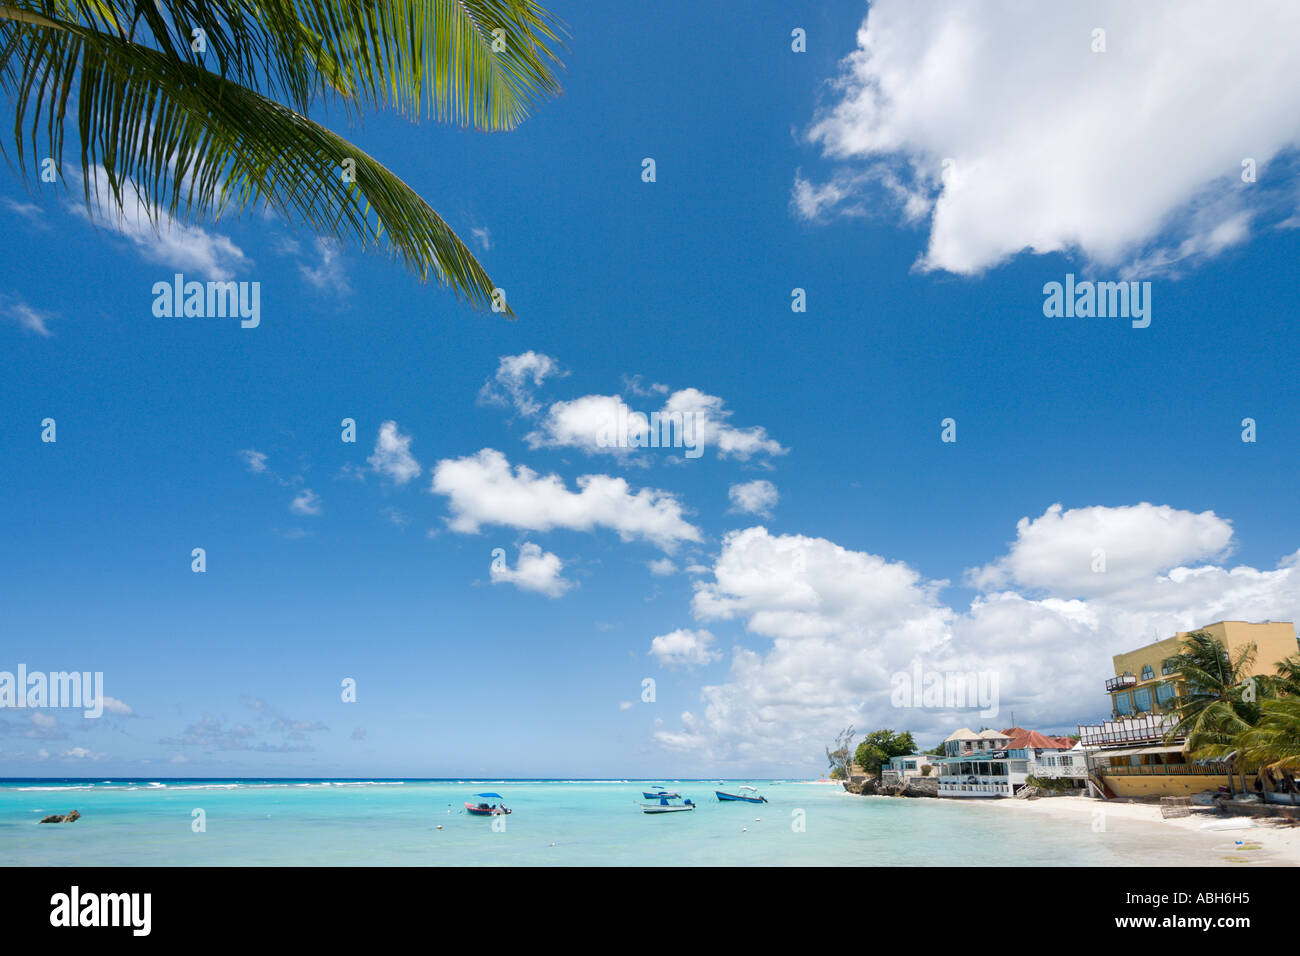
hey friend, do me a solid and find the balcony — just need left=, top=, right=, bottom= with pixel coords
left=1105, top=673, right=1138, bottom=692
left=1077, top=714, right=1180, bottom=747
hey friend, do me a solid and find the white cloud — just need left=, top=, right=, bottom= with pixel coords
left=965, top=502, right=1233, bottom=598
left=298, top=237, right=349, bottom=294
left=653, top=506, right=1300, bottom=768
left=430, top=448, right=702, bottom=551
left=801, top=0, right=1300, bottom=276
left=471, top=226, right=492, bottom=252
left=73, top=166, right=249, bottom=279
left=490, top=542, right=574, bottom=598
left=102, top=696, right=134, bottom=717
left=60, top=746, right=105, bottom=760
left=527, top=388, right=786, bottom=461
left=239, top=449, right=268, bottom=473
left=728, top=479, right=779, bottom=517
left=647, top=557, right=678, bottom=576
left=2, top=298, right=55, bottom=337
left=290, top=488, right=323, bottom=516
left=368, top=421, right=421, bottom=485
left=478, top=351, right=564, bottom=416
left=618, top=701, right=634, bottom=711
left=650, top=628, right=721, bottom=668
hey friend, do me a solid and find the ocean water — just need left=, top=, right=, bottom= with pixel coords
left=0, top=778, right=1229, bottom=866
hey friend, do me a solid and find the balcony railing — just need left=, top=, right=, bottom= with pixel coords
left=1097, top=762, right=1226, bottom=777
left=1028, top=763, right=1089, bottom=779
left=1105, top=673, right=1138, bottom=692
left=1077, top=714, right=1180, bottom=747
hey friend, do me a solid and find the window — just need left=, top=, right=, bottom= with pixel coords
left=1115, top=692, right=1133, bottom=715
left=1134, top=687, right=1153, bottom=712
left=1162, top=660, right=1176, bottom=675
left=1156, top=682, right=1176, bottom=705
left=1141, top=665, right=1155, bottom=681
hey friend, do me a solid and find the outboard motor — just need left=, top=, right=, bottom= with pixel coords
left=683, top=799, right=693, bottom=806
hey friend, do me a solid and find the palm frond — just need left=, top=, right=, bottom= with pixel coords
left=0, top=0, right=567, bottom=306
left=1, top=18, right=508, bottom=309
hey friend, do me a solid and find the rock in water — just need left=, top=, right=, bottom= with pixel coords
left=38, top=810, right=80, bottom=824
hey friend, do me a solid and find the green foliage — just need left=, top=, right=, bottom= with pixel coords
left=853, top=729, right=917, bottom=777
left=0, top=1, right=568, bottom=311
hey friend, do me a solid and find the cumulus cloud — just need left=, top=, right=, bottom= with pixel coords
left=490, top=541, right=574, bottom=597
left=526, top=388, right=786, bottom=461
left=430, top=448, right=702, bottom=551
left=965, top=502, right=1233, bottom=598
left=647, top=557, right=679, bottom=576
left=73, top=166, right=249, bottom=279
left=728, top=479, right=779, bottom=517
left=800, top=0, right=1300, bottom=276
left=239, top=449, right=268, bottom=474
left=368, top=421, right=421, bottom=485
left=290, top=489, right=323, bottom=516
left=478, top=351, right=564, bottom=416
left=653, top=506, right=1300, bottom=768
left=649, top=628, right=721, bottom=669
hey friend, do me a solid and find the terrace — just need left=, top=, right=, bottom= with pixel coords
left=1077, top=714, right=1180, bottom=747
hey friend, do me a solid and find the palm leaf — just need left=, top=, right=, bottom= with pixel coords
left=0, top=1, right=567, bottom=308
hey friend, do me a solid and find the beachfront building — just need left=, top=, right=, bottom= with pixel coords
left=937, top=728, right=1073, bottom=798
left=1028, top=741, right=1091, bottom=787
left=942, top=728, right=1010, bottom=757
left=881, top=752, right=940, bottom=783
left=1080, top=620, right=1299, bottom=798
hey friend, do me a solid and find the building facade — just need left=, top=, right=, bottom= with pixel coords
left=1082, top=621, right=1299, bottom=798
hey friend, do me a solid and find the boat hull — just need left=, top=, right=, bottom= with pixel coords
left=715, top=790, right=767, bottom=803
left=642, top=804, right=694, bottom=813
left=642, top=791, right=680, bottom=799
left=464, top=803, right=510, bottom=816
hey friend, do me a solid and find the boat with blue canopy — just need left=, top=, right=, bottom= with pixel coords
left=464, top=792, right=511, bottom=816
left=641, top=785, right=680, bottom=799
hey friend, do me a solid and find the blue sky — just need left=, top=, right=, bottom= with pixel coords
left=3, top=0, right=1300, bottom=777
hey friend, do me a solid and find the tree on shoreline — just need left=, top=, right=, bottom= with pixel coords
left=825, top=726, right=855, bottom=780
left=0, top=0, right=567, bottom=314
left=853, top=729, right=916, bottom=778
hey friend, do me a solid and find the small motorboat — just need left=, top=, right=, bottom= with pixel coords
left=642, top=797, right=694, bottom=814
left=716, top=785, right=768, bottom=804
left=642, top=785, right=681, bottom=800
left=464, top=792, right=511, bottom=816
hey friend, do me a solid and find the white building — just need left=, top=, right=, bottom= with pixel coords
left=938, top=728, right=1074, bottom=798
left=881, top=752, right=940, bottom=783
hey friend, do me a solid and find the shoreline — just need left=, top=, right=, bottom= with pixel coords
left=986, top=794, right=1300, bottom=866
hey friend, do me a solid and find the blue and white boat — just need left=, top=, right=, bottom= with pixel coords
left=642, top=785, right=680, bottom=800
left=715, top=785, right=767, bottom=804
left=642, top=795, right=694, bottom=814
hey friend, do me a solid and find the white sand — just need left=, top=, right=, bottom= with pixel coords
left=990, top=794, right=1300, bottom=866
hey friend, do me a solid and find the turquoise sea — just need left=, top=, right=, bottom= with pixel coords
left=0, top=778, right=1229, bottom=866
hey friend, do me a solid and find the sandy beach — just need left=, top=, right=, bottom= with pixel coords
left=988, top=795, right=1300, bottom=866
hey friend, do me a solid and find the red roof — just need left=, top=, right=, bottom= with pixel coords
left=1004, top=729, right=1071, bottom=751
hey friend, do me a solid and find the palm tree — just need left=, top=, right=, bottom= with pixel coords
left=1238, top=654, right=1300, bottom=802
left=1161, top=630, right=1260, bottom=794
left=0, top=1, right=566, bottom=313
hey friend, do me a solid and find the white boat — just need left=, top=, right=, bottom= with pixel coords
left=641, top=796, right=695, bottom=814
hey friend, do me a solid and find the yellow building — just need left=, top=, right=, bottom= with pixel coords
left=1105, top=620, right=1298, bottom=720
left=1081, top=621, right=1299, bottom=799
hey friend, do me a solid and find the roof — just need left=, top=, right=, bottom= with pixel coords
left=944, top=728, right=980, bottom=742
left=979, top=729, right=1008, bottom=739
left=1005, top=729, right=1072, bottom=751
